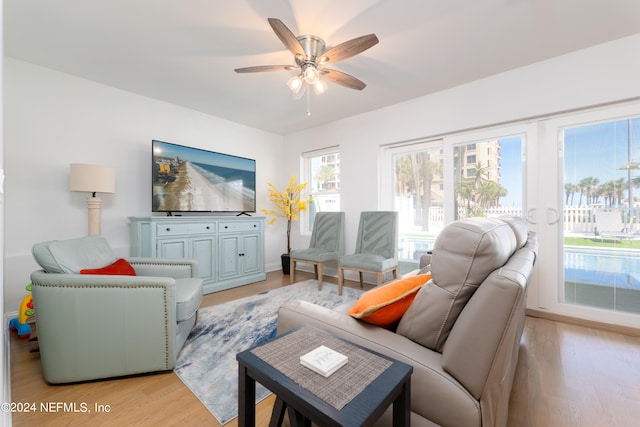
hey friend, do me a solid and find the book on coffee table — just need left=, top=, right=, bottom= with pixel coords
left=300, top=345, right=348, bottom=377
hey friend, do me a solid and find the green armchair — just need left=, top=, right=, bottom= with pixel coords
left=30, top=236, right=203, bottom=384
left=338, top=211, right=398, bottom=295
left=289, top=212, right=345, bottom=289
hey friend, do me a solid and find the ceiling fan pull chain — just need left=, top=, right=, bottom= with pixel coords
left=306, top=89, right=311, bottom=117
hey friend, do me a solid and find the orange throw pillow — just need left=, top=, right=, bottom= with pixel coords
left=347, top=273, right=431, bottom=328
left=80, top=258, right=136, bottom=276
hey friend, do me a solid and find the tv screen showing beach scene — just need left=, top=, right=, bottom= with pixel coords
left=152, top=140, right=256, bottom=213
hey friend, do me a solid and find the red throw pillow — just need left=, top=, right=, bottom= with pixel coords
left=80, top=258, right=136, bottom=276
left=347, top=273, right=431, bottom=328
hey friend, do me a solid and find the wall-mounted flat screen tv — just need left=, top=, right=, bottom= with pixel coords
left=152, top=140, right=256, bottom=213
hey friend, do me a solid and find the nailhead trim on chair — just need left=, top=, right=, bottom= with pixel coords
left=163, top=290, right=169, bottom=368
left=33, top=283, right=171, bottom=369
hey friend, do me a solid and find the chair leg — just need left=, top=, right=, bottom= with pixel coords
left=338, top=267, right=344, bottom=296
left=359, top=271, right=364, bottom=288
left=377, top=272, right=383, bottom=285
left=317, top=263, right=323, bottom=291
left=392, top=268, right=398, bottom=280
left=290, top=259, right=296, bottom=284
left=314, top=264, right=318, bottom=280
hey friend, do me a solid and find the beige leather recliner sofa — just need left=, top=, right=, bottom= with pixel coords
left=277, top=216, right=537, bottom=427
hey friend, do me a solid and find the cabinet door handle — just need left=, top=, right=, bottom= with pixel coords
left=166, top=227, right=171, bottom=232
left=206, top=226, right=210, bottom=230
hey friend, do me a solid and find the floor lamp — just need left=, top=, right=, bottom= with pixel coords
left=69, top=163, right=116, bottom=236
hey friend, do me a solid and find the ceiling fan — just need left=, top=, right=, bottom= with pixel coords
left=235, top=18, right=379, bottom=98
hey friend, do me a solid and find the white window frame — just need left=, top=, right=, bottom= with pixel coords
left=536, top=101, right=640, bottom=327
left=381, top=123, right=532, bottom=227
left=380, top=138, right=443, bottom=211
left=301, top=145, right=341, bottom=235
left=444, top=124, right=534, bottom=224
left=380, top=100, right=640, bottom=328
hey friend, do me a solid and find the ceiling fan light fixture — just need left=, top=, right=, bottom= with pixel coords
left=287, top=74, right=303, bottom=94
left=314, top=79, right=328, bottom=95
left=303, top=65, right=320, bottom=85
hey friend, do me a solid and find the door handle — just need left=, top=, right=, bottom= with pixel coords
left=547, top=208, right=560, bottom=225
left=526, top=208, right=537, bottom=225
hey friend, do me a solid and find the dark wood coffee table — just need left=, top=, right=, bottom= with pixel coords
left=237, top=326, right=412, bottom=427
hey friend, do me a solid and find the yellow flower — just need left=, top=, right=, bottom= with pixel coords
left=261, top=175, right=313, bottom=254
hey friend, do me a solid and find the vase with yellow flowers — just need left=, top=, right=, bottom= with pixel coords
left=261, top=175, right=313, bottom=273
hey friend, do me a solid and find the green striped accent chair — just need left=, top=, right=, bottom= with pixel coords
left=290, top=212, right=345, bottom=290
left=338, top=211, right=399, bottom=295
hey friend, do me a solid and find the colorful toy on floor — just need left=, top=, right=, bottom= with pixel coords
left=9, top=283, right=35, bottom=339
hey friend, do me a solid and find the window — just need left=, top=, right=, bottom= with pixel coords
left=380, top=101, right=640, bottom=328
left=524, top=101, right=640, bottom=328
left=382, top=140, right=443, bottom=271
left=454, top=137, right=522, bottom=220
left=302, top=146, right=341, bottom=234
left=561, top=116, right=640, bottom=315
left=382, top=125, right=529, bottom=275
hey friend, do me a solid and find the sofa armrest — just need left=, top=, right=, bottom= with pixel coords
left=419, top=253, right=432, bottom=270
left=401, top=268, right=420, bottom=278
left=30, top=270, right=177, bottom=383
left=127, top=257, right=199, bottom=279
left=277, top=300, right=481, bottom=426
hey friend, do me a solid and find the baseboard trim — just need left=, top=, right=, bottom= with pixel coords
left=526, top=308, right=640, bottom=337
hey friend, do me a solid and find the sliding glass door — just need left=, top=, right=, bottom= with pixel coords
left=382, top=102, right=640, bottom=327
left=381, top=125, right=529, bottom=274
left=562, top=116, right=640, bottom=315
left=532, top=102, right=640, bottom=327
left=382, top=140, right=443, bottom=273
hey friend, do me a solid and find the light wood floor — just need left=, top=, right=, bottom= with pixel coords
left=9, top=270, right=640, bottom=426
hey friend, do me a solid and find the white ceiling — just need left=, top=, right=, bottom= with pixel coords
left=5, top=0, right=640, bottom=135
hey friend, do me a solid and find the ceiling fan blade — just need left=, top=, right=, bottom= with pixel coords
left=322, top=69, right=367, bottom=90
left=234, top=65, right=296, bottom=73
left=268, top=18, right=305, bottom=57
left=319, top=34, right=379, bottom=64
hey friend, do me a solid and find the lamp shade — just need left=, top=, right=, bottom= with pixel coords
left=69, top=164, right=116, bottom=194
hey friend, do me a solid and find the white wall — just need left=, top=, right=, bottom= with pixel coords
left=3, top=58, right=285, bottom=312
left=283, top=34, right=640, bottom=276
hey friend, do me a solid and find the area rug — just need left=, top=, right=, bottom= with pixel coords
left=174, top=280, right=364, bottom=425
